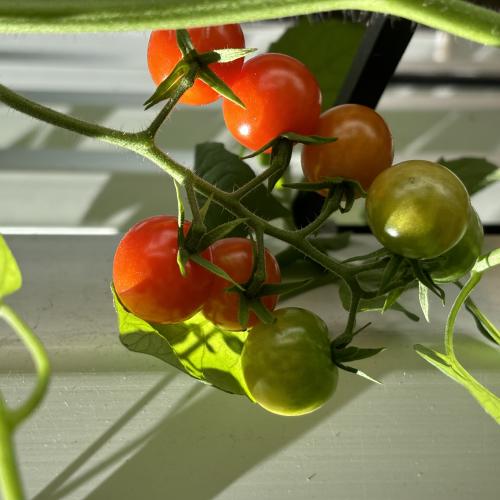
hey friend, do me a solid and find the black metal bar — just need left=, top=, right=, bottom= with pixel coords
left=293, top=15, right=416, bottom=229
left=334, top=14, right=416, bottom=108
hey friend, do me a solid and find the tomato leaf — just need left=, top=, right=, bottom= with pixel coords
left=113, top=286, right=251, bottom=397
left=268, top=16, right=365, bottom=109
left=439, top=157, right=500, bottom=196
left=464, top=297, right=500, bottom=345
left=194, top=143, right=289, bottom=235
left=414, top=344, right=500, bottom=424
left=0, top=236, right=22, bottom=299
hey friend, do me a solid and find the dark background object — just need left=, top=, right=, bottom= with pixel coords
left=292, top=14, right=416, bottom=229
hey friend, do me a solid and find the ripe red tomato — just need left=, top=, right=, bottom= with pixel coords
left=147, top=25, right=245, bottom=106
left=113, top=215, right=214, bottom=324
left=202, top=237, right=281, bottom=331
left=301, top=104, right=393, bottom=192
left=222, top=53, right=322, bottom=151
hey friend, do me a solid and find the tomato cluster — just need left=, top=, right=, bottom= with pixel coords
left=141, top=24, right=484, bottom=417
left=113, top=216, right=281, bottom=329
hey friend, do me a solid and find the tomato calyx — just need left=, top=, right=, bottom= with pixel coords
left=145, top=29, right=252, bottom=110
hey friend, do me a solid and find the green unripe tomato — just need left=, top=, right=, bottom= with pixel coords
left=366, top=160, right=470, bottom=259
left=424, top=208, right=483, bottom=283
left=241, top=307, right=338, bottom=416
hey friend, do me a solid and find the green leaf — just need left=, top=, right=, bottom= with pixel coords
left=439, top=157, right=500, bottom=196
left=194, top=143, right=288, bottom=235
left=418, top=281, right=430, bottom=323
left=113, top=286, right=251, bottom=397
left=464, top=297, right=500, bottom=345
left=269, top=17, right=365, bottom=109
left=414, top=345, right=500, bottom=424
left=0, top=236, right=22, bottom=298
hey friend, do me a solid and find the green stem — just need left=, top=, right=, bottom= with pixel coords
left=0, top=401, right=24, bottom=500
left=146, top=71, right=196, bottom=138
left=0, top=84, right=143, bottom=149
left=0, top=303, right=51, bottom=426
left=295, top=189, right=341, bottom=238
left=246, top=227, right=266, bottom=296
left=0, top=1, right=498, bottom=46
left=0, top=82, right=357, bottom=288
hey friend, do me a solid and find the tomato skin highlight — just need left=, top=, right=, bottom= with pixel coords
left=366, top=160, right=471, bottom=260
left=113, top=215, right=214, bottom=324
left=424, top=208, right=484, bottom=283
left=202, top=237, right=281, bottom=331
left=301, top=104, right=393, bottom=192
left=222, top=53, right=322, bottom=151
left=241, top=307, right=338, bottom=416
left=147, top=25, right=245, bottom=106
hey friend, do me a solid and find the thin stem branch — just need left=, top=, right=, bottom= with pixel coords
left=146, top=70, right=196, bottom=138
left=247, top=227, right=266, bottom=296
left=0, top=83, right=143, bottom=149
left=0, top=303, right=51, bottom=426
left=295, top=189, right=341, bottom=238
left=0, top=400, right=24, bottom=500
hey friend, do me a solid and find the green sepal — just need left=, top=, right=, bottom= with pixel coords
left=242, top=133, right=336, bottom=160
left=267, top=137, right=293, bottom=192
left=176, top=29, right=194, bottom=56
left=199, top=47, right=257, bottom=64
left=418, top=281, right=430, bottom=322
left=334, top=361, right=382, bottom=385
left=189, top=253, right=244, bottom=291
left=378, top=254, right=404, bottom=293
left=410, top=260, right=445, bottom=304
left=248, top=299, right=276, bottom=325
left=238, top=295, right=250, bottom=331
left=332, top=346, right=386, bottom=364
left=144, top=60, right=192, bottom=109
left=283, top=177, right=366, bottom=199
left=257, top=279, right=313, bottom=297
left=198, top=65, right=245, bottom=108
left=198, top=218, right=249, bottom=249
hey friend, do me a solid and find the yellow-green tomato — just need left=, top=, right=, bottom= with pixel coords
left=241, top=307, right=338, bottom=416
left=424, top=208, right=483, bottom=283
left=366, top=160, right=470, bottom=259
